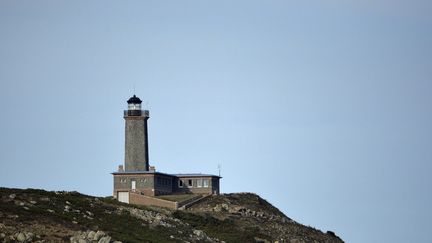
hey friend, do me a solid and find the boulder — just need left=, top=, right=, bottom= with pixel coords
left=87, top=231, right=96, bottom=239
left=98, top=236, right=111, bottom=243
left=24, top=232, right=34, bottom=241
left=93, top=231, right=105, bottom=241
left=16, top=232, right=26, bottom=242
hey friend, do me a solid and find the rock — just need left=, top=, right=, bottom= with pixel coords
left=214, top=203, right=229, bottom=212
left=30, top=200, right=37, bottom=204
left=193, top=229, right=205, bottom=239
left=93, top=230, right=105, bottom=241
left=86, top=211, right=94, bottom=216
left=7, top=214, right=19, bottom=219
left=16, top=232, right=26, bottom=242
left=87, top=231, right=96, bottom=239
left=254, top=237, right=270, bottom=243
left=290, top=239, right=305, bottom=243
left=40, top=197, right=50, bottom=202
left=0, top=233, right=5, bottom=239
left=64, top=205, right=71, bottom=211
left=98, top=236, right=111, bottom=243
left=23, top=206, right=30, bottom=210
left=24, top=232, right=34, bottom=241
left=9, top=194, right=16, bottom=199
left=66, top=201, right=71, bottom=205
left=47, top=209, right=55, bottom=213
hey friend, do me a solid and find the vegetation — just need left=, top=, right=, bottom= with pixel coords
left=0, top=187, right=343, bottom=243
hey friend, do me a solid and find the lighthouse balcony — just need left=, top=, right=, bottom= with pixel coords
left=124, top=110, right=149, bottom=117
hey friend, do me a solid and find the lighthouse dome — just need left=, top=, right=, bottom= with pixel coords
left=127, top=95, right=142, bottom=104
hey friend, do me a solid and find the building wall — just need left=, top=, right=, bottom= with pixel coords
left=113, top=174, right=220, bottom=199
left=113, top=174, right=156, bottom=197
left=153, top=174, right=174, bottom=195
left=124, top=116, right=149, bottom=171
left=173, top=177, right=220, bottom=195
left=211, top=177, right=220, bottom=195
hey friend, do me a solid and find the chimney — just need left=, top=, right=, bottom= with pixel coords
left=118, top=165, right=124, bottom=172
left=149, top=166, right=156, bottom=172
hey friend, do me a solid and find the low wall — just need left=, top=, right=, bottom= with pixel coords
left=177, top=195, right=202, bottom=208
left=129, top=192, right=178, bottom=209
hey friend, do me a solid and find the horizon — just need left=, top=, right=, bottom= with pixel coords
left=1, top=1, right=432, bottom=242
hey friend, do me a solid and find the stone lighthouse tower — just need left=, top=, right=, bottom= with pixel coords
left=124, top=95, right=150, bottom=171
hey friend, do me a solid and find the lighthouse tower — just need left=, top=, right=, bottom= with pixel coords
left=124, top=95, right=150, bottom=171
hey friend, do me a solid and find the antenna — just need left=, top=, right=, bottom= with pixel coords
left=218, top=164, right=221, bottom=177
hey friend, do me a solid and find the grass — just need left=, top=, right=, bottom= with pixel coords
left=172, top=210, right=270, bottom=242
left=0, top=188, right=178, bottom=243
left=156, top=194, right=199, bottom=202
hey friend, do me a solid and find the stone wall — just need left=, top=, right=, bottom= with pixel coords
left=113, top=174, right=156, bottom=197
left=124, top=116, right=149, bottom=171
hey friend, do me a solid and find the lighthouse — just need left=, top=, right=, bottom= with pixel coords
left=113, top=95, right=221, bottom=205
left=124, top=95, right=150, bottom=171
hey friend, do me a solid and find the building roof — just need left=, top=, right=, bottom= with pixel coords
left=127, top=95, right=142, bottom=104
left=172, top=173, right=221, bottom=178
left=112, top=171, right=173, bottom=177
left=112, top=171, right=221, bottom=178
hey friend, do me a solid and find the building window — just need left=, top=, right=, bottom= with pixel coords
left=188, top=179, right=193, bottom=187
left=197, top=179, right=203, bottom=188
left=120, top=178, right=127, bottom=183
left=179, top=180, right=183, bottom=187
left=140, top=178, right=147, bottom=183
left=203, top=179, right=209, bottom=188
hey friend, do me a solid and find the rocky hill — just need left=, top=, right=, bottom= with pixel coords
left=0, top=188, right=343, bottom=243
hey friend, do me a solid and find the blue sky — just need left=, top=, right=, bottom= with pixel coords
left=1, top=1, right=431, bottom=242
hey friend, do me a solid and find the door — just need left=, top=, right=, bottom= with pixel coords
left=131, top=180, right=136, bottom=191
left=117, top=192, right=129, bottom=203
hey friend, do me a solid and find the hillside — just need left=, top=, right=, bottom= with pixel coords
left=0, top=188, right=343, bottom=243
